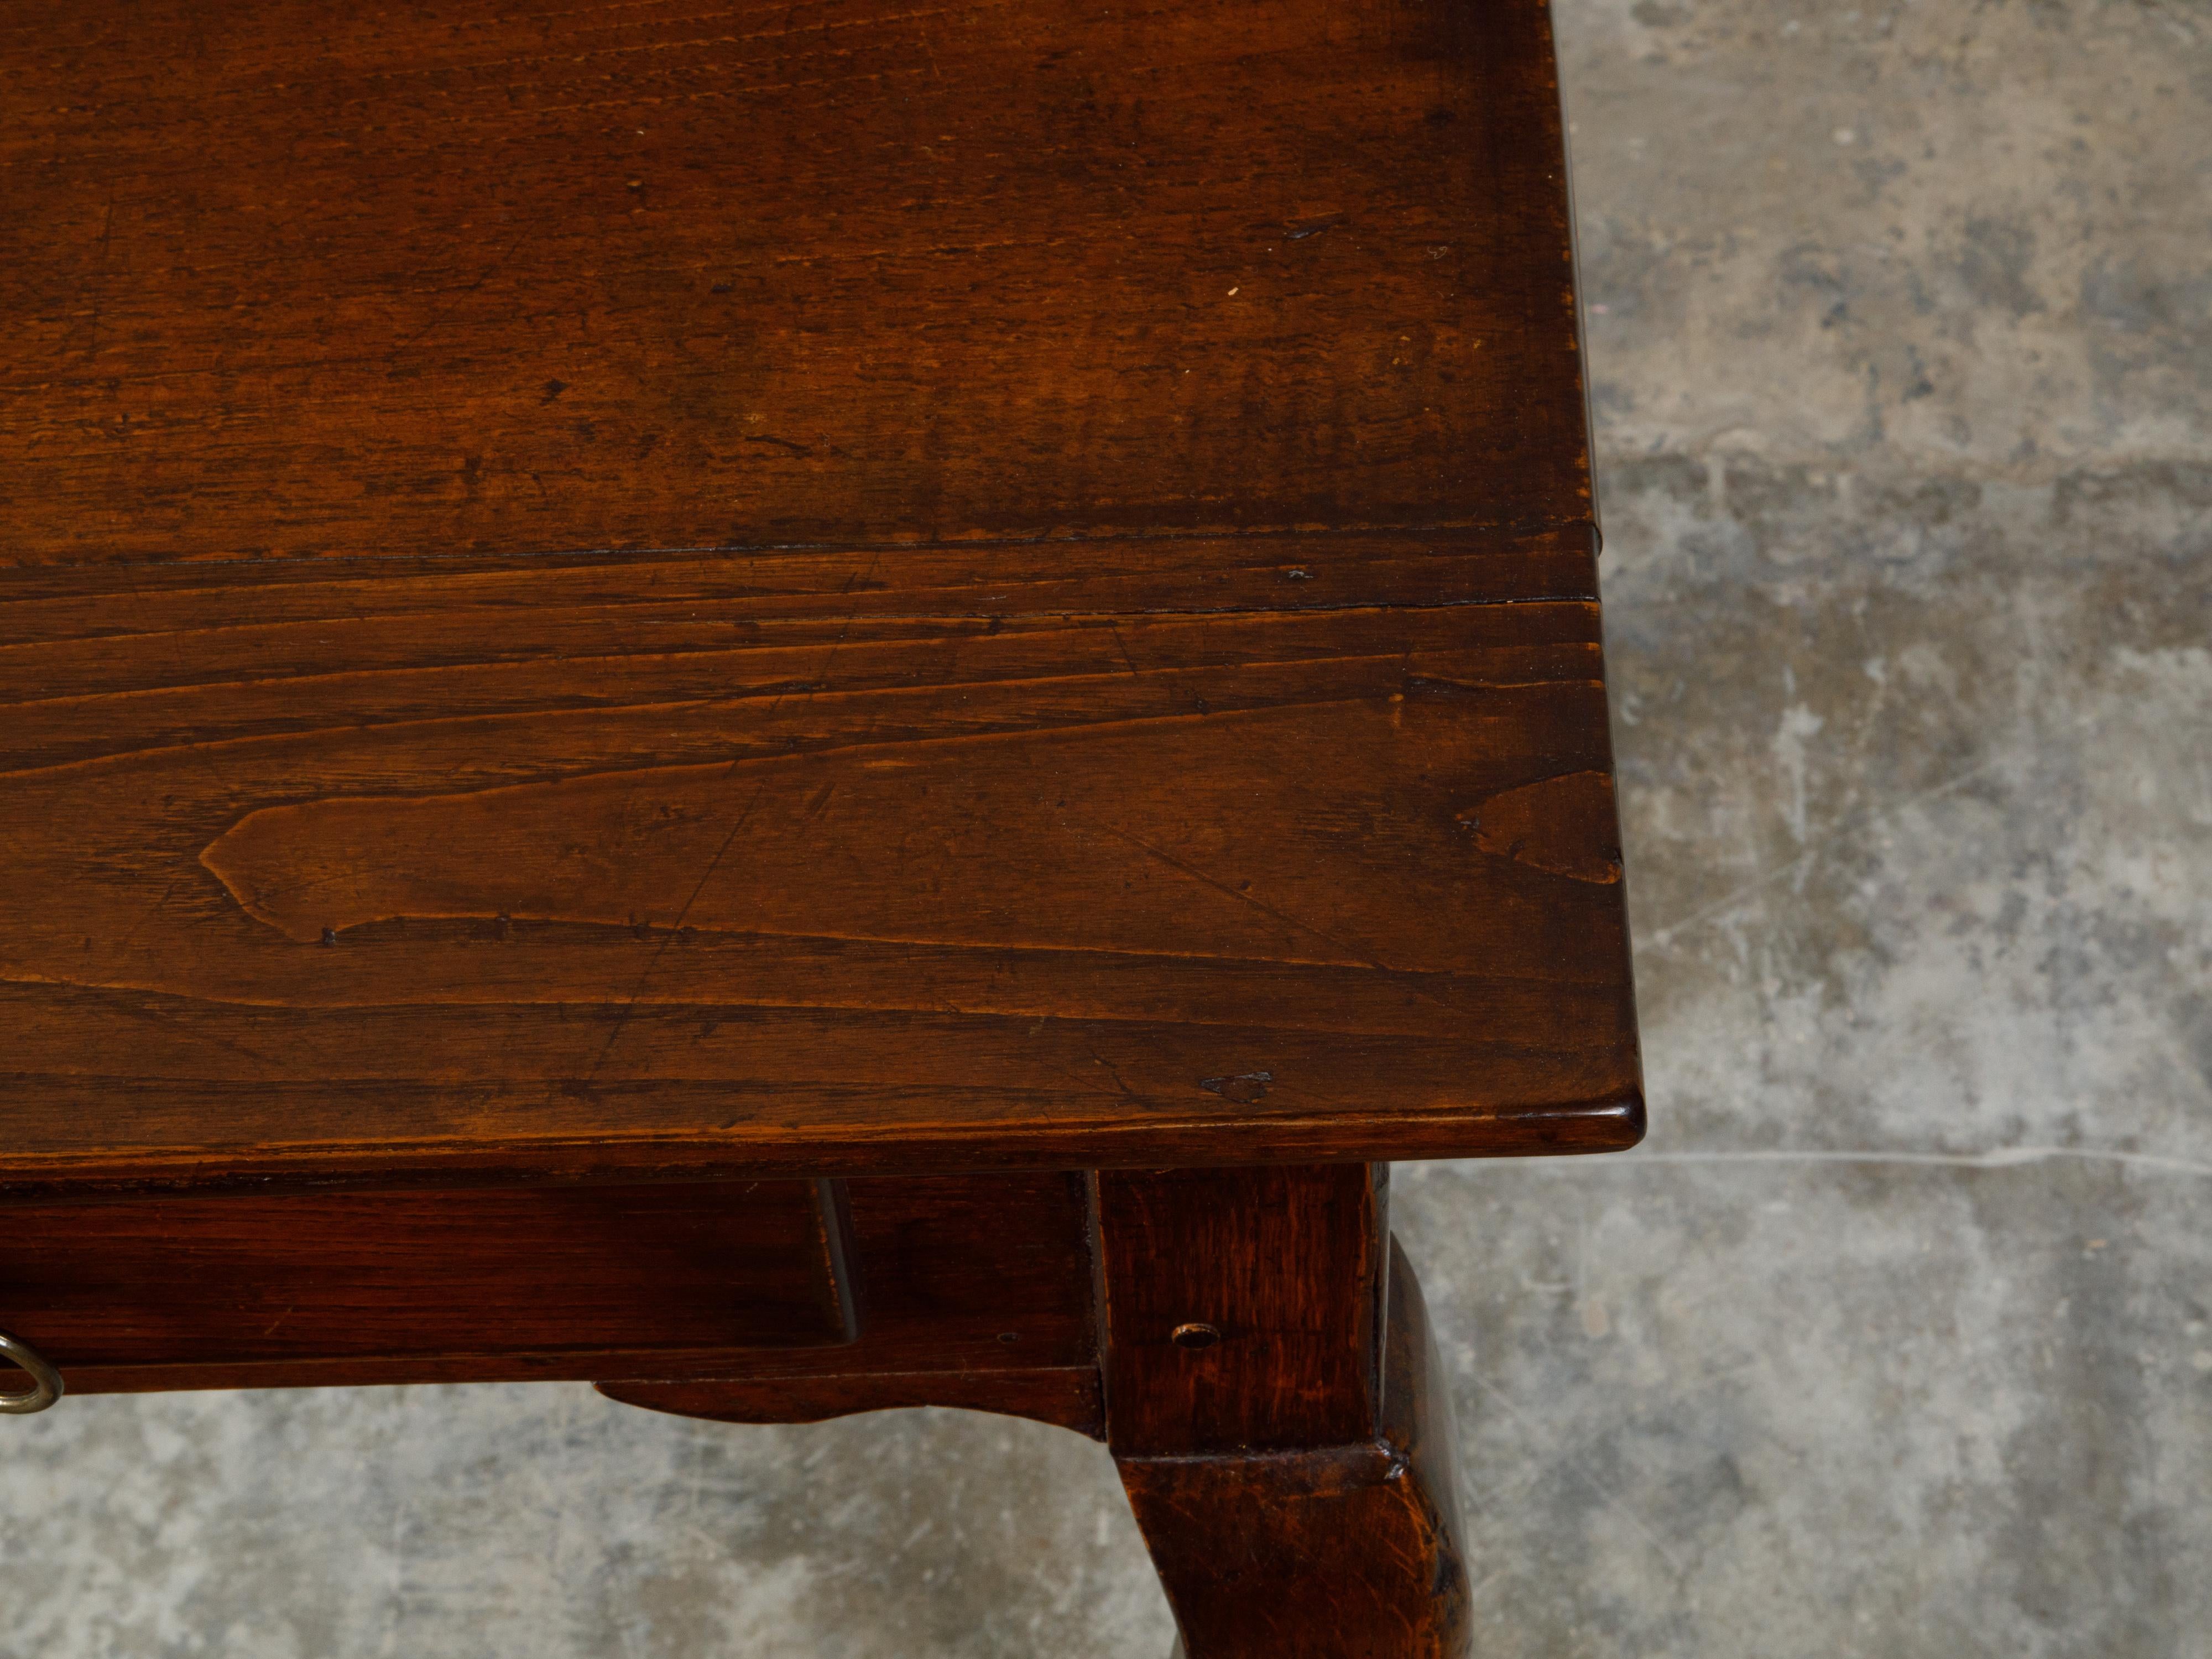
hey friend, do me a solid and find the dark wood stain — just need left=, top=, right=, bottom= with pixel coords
left=0, top=1178, right=854, bottom=1373
left=1458, top=769, right=1627, bottom=883
left=1097, top=1164, right=1386, bottom=1457
left=598, top=1366, right=1107, bottom=1439
left=4, top=0, right=1588, bottom=564
left=5, top=0, right=1621, bottom=1648
left=0, top=0, right=1634, bottom=1197
left=0, top=526, right=1638, bottom=1193
left=1117, top=1235, right=1472, bottom=1657
left=41, top=1171, right=1095, bottom=1395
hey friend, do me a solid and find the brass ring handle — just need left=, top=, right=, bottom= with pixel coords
left=0, top=1330, right=64, bottom=1415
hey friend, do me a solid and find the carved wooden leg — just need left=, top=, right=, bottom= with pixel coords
left=1098, top=1166, right=1471, bottom=1659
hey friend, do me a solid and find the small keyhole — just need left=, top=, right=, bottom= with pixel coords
left=1170, top=1322, right=1222, bottom=1350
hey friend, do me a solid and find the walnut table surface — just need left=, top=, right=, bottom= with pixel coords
left=0, top=1, right=1641, bottom=1650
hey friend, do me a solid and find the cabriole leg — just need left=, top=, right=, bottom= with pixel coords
left=1098, top=1166, right=1471, bottom=1658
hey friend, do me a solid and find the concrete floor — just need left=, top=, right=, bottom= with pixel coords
left=5, top=0, right=2208, bottom=1652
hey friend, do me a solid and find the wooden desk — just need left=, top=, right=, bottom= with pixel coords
left=0, top=0, right=1640, bottom=1649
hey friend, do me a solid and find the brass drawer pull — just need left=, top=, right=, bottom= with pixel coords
left=0, top=1330, right=64, bottom=1415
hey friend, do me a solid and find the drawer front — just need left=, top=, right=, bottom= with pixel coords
left=0, top=1178, right=854, bottom=1385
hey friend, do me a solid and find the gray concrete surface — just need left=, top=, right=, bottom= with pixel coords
left=4, top=0, right=2208, bottom=1652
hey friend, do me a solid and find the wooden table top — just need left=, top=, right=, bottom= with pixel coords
left=1, top=0, right=1640, bottom=1196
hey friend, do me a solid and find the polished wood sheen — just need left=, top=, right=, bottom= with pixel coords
left=6, top=0, right=1589, bottom=560
left=597, top=1171, right=1102, bottom=1427
left=0, top=0, right=1637, bottom=1197
left=1097, top=1168, right=1470, bottom=1655
left=1097, top=1164, right=1386, bottom=1455
left=0, top=527, right=1633, bottom=1193
left=600, top=1365, right=1107, bottom=1438
left=1118, top=1234, right=1471, bottom=1658
left=4, top=0, right=1634, bottom=1648
left=3, top=1178, right=855, bottom=1390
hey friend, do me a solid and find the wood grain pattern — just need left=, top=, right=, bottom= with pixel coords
left=1117, top=1237, right=1472, bottom=1658
left=0, top=0, right=1638, bottom=1193
left=1098, top=1164, right=1385, bottom=1457
left=48, top=1170, right=1094, bottom=1395
left=598, top=1365, right=1105, bottom=1438
left=0, top=532, right=1638, bottom=1193
left=4, top=0, right=1588, bottom=564
left=9, top=3, right=1611, bottom=1645
left=0, top=1177, right=855, bottom=1382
